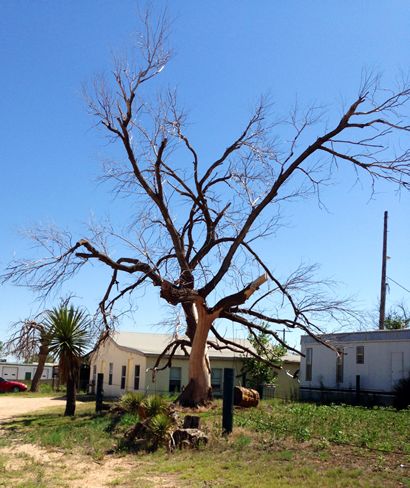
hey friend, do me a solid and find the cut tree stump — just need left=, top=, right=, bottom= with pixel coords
left=183, top=415, right=200, bottom=429
left=172, top=428, right=208, bottom=449
left=233, top=386, right=260, bottom=407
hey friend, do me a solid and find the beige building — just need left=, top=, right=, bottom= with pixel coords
left=89, top=332, right=299, bottom=399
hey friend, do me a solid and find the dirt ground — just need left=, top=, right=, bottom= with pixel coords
left=0, top=396, right=175, bottom=487
left=0, top=443, right=176, bottom=488
left=0, top=395, right=67, bottom=422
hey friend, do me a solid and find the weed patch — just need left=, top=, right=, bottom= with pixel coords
left=234, top=401, right=410, bottom=453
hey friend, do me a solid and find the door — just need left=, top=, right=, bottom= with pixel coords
left=1, top=366, right=18, bottom=380
left=391, top=352, right=404, bottom=388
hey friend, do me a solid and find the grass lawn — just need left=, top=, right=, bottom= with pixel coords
left=0, top=400, right=409, bottom=487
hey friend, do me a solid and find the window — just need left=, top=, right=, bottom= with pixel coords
left=25, top=372, right=32, bottom=381
left=169, top=367, right=181, bottom=393
left=336, top=349, right=344, bottom=383
left=211, top=368, right=223, bottom=392
left=305, top=348, right=313, bottom=381
left=108, top=363, right=113, bottom=385
left=356, top=346, right=364, bottom=364
left=121, top=365, right=127, bottom=390
left=134, top=365, right=140, bottom=390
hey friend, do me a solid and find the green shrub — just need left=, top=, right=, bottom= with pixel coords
left=120, top=391, right=145, bottom=414
left=139, top=395, right=168, bottom=419
left=149, top=413, right=173, bottom=442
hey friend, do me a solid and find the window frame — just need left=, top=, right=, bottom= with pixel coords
left=120, top=365, right=127, bottom=390
left=134, top=365, right=140, bottom=390
left=211, top=368, right=223, bottom=392
left=356, top=345, right=364, bottom=364
left=108, top=362, right=113, bottom=386
left=169, top=366, right=182, bottom=393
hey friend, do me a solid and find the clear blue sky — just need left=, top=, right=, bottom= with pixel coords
left=1, top=1, right=410, bottom=350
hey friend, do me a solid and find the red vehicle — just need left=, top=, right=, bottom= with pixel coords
left=0, top=377, right=28, bottom=393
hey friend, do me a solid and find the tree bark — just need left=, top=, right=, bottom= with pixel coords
left=178, top=304, right=213, bottom=407
left=65, top=375, right=77, bottom=416
left=30, top=343, right=49, bottom=392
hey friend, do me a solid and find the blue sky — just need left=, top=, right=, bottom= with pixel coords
left=1, top=1, right=410, bottom=351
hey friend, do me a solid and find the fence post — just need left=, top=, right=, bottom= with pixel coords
left=222, top=368, right=234, bottom=435
left=96, top=373, right=104, bottom=413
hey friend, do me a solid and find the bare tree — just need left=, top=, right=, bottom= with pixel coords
left=5, top=317, right=53, bottom=392
left=3, top=14, right=410, bottom=405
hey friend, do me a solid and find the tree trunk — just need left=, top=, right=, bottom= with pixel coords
left=30, top=344, right=49, bottom=392
left=65, top=376, right=77, bottom=416
left=178, top=305, right=213, bottom=407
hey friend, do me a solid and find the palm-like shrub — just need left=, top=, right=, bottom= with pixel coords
left=118, top=395, right=177, bottom=452
left=148, top=412, right=173, bottom=450
left=120, top=391, right=145, bottom=414
left=139, top=395, right=168, bottom=419
left=46, top=304, right=91, bottom=416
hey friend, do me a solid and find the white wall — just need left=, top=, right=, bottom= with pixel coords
left=90, top=340, right=245, bottom=397
left=91, top=338, right=301, bottom=399
left=90, top=338, right=147, bottom=397
left=300, top=336, right=410, bottom=393
left=0, top=363, right=53, bottom=381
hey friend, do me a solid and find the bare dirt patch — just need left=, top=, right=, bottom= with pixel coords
left=0, top=396, right=67, bottom=422
left=0, top=443, right=178, bottom=488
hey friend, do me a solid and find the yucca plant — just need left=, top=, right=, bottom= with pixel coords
left=120, top=391, right=145, bottom=414
left=138, top=395, right=168, bottom=420
left=46, top=304, right=91, bottom=416
left=148, top=412, right=173, bottom=450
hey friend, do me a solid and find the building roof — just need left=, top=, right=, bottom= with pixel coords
left=0, top=361, right=56, bottom=367
left=111, top=331, right=300, bottom=363
left=301, top=328, right=410, bottom=345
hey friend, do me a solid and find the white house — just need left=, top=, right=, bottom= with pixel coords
left=0, top=361, right=55, bottom=382
left=89, top=332, right=300, bottom=399
left=300, top=329, right=410, bottom=405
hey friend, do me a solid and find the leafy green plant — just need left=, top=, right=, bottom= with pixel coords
left=139, top=395, right=168, bottom=419
left=242, top=331, right=286, bottom=396
left=384, top=304, right=410, bottom=330
left=120, top=391, right=145, bottom=414
left=149, top=412, right=173, bottom=450
left=234, top=401, right=410, bottom=453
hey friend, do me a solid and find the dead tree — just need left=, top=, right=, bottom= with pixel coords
left=3, top=14, right=410, bottom=405
left=5, top=318, right=52, bottom=392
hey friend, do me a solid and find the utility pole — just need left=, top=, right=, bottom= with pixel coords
left=379, top=211, right=388, bottom=330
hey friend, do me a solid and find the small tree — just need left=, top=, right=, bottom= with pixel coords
left=0, top=341, right=4, bottom=358
left=5, top=318, right=54, bottom=392
left=242, top=332, right=285, bottom=396
left=46, top=305, right=91, bottom=416
left=385, top=304, right=410, bottom=330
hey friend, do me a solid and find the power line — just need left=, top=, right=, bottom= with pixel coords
left=387, top=276, right=410, bottom=294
